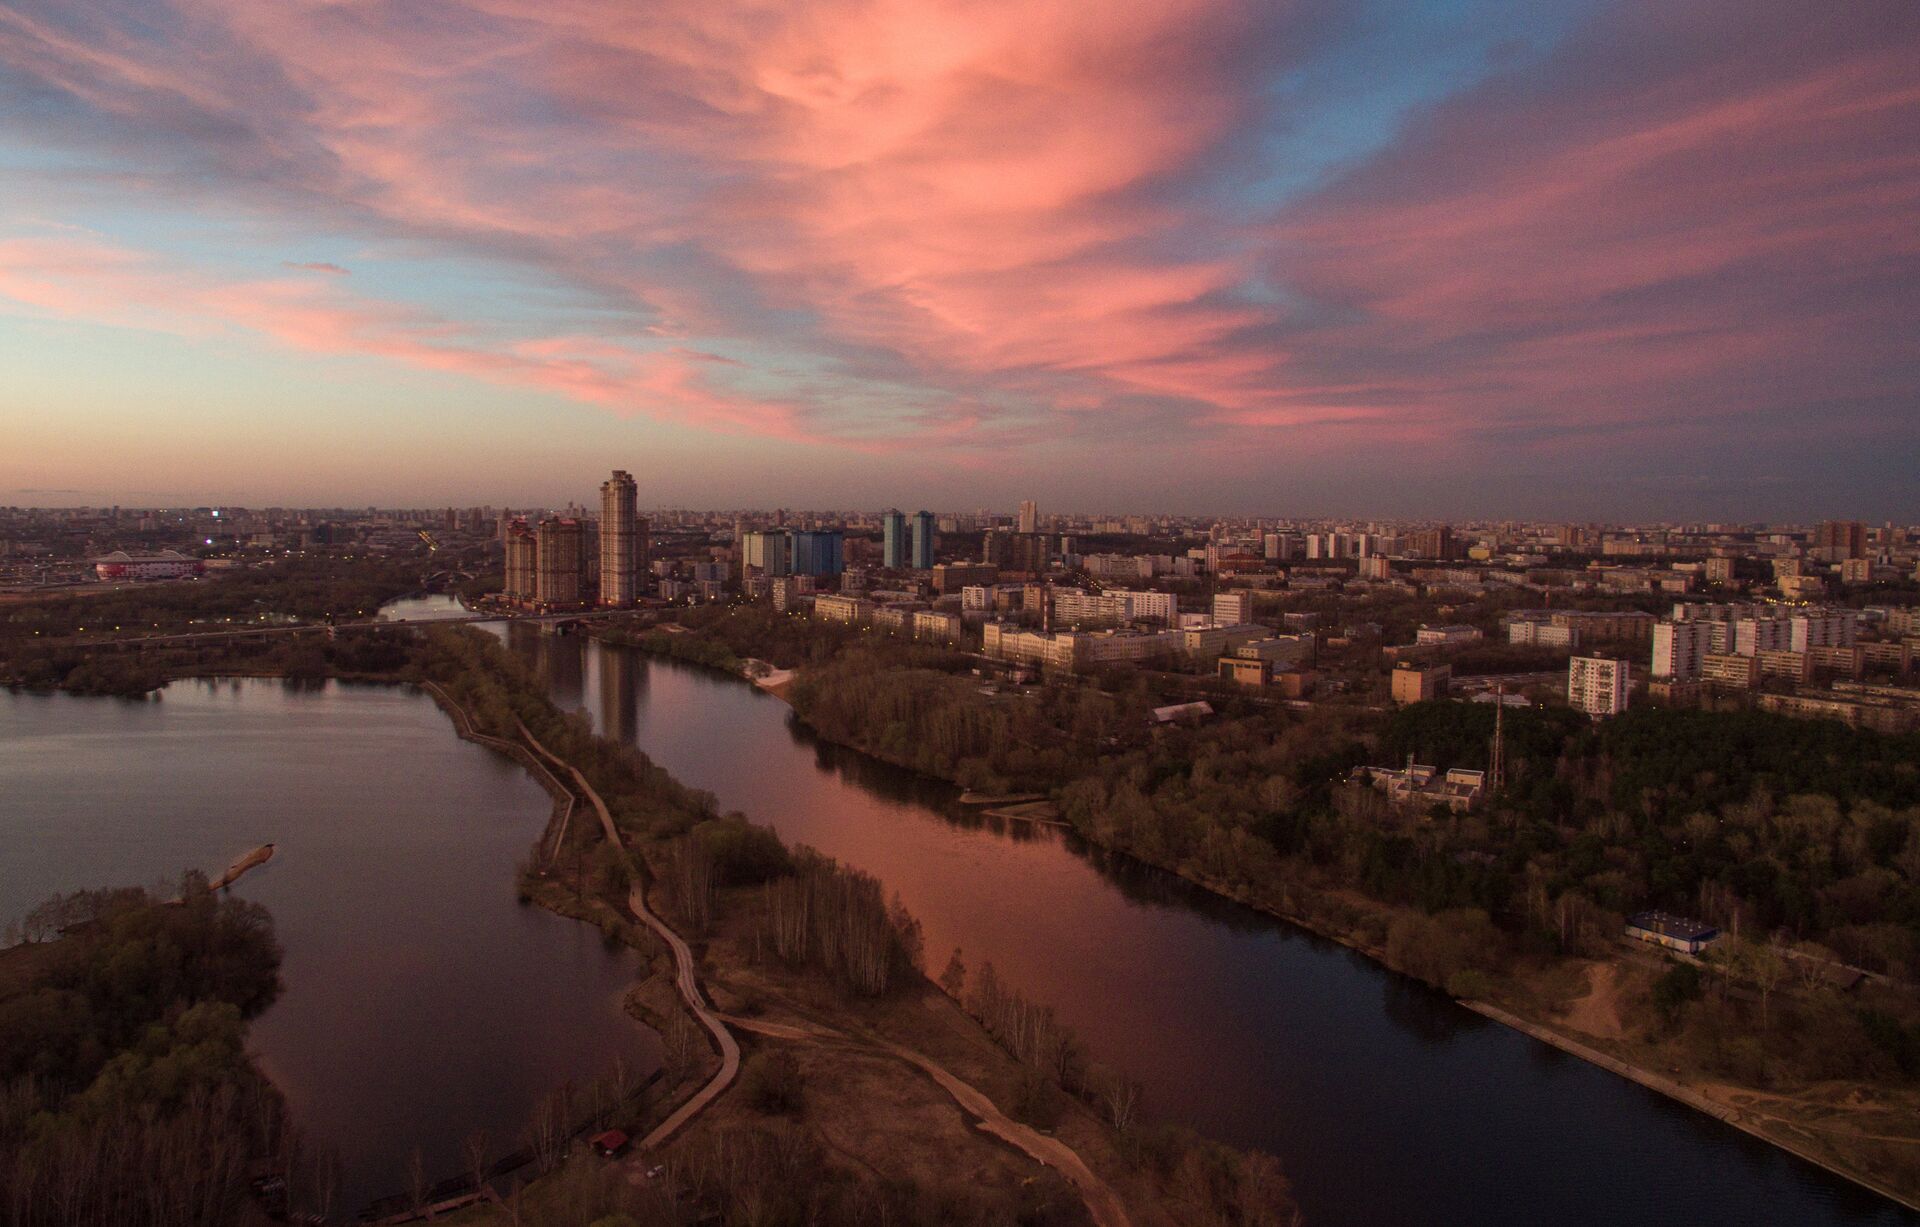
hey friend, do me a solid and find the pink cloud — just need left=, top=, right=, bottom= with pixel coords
left=1, top=0, right=1916, bottom=479
left=0, top=235, right=810, bottom=441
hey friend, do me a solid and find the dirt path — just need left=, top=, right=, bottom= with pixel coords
left=1561, top=961, right=1625, bottom=1039
left=721, top=1013, right=1131, bottom=1227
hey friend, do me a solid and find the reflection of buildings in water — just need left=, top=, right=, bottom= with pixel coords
left=511, top=624, right=585, bottom=710
left=594, top=644, right=638, bottom=744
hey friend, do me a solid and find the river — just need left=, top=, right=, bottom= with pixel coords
left=505, top=626, right=1911, bottom=1227
left=0, top=672, right=658, bottom=1213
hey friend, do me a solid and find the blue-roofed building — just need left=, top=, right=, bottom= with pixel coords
left=1625, top=911, right=1720, bottom=955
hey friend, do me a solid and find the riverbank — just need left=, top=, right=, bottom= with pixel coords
left=620, top=634, right=1920, bottom=1213
left=429, top=628, right=1299, bottom=1226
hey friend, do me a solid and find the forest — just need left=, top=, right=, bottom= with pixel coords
left=0, top=878, right=286, bottom=1227
left=769, top=623, right=1920, bottom=1088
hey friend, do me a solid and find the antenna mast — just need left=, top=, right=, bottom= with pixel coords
left=1489, top=683, right=1506, bottom=797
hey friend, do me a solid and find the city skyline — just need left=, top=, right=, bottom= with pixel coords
left=3, top=1, right=1918, bottom=518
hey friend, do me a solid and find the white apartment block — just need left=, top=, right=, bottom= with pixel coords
left=1114, top=589, right=1178, bottom=625
left=1790, top=611, right=1858, bottom=652
left=1212, top=590, right=1256, bottom=625
left=1569, top=656, right=1631, bottom=718
left=1508, top=620, right=1579, bottom=648
left=1415, top=625, right=1483, bottom=646
left=1652, top=619, right=1716, bottom=679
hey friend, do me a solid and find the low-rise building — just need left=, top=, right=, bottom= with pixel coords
left=1217, top=656, right=1272, bottom=688
left=912, top=609, right=963, bottom=644
left=1390, top=661, right=1450, bottom=704
left=1180, top=622, right=1264, bottom=661
left=1625, top=911, right=1719, bottom=955
left=1415, top=624, right=1483, bottom=647
left=814, top=594, right=874, bottom=626
left=1349, top=763, right=1485, bottom=813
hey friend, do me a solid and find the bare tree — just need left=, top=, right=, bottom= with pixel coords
left=463, top=1129, right=490, bottom=1199
left=312, top=1147, right=341, bottom=1225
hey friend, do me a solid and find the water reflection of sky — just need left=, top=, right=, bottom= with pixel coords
left=520, top=632, right=1910, bottom=1227
left=0, top=680, right=658, bottom=1213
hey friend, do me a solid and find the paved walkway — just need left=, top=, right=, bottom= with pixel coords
left=514, top=721, right=740, bottom=1152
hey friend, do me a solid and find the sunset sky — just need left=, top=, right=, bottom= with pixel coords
left=1, top=1, right=1915, bottom=518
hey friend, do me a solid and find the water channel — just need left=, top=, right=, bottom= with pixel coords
left=504, top=625, right=1911, bottom=1227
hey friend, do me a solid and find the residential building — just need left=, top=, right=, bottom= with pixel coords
left=912, top=609, right=964, bottom=643
left=741, top=530, right=792, bottom=578
left=911, top=510, right=935, bottom=569
left=1391, top=662, right=1451, bottom=704
left=1701, top=653, right=1760, bottom=689
left=535, top=517, right=586, bottom=609
left=1404, top=526, right=1456, bottom=560
left=597, top=470, right=639, bottom=606
left=1813, top=519, right=1868, bottom=560
left=1789, top=610, right=1858, bottom=653
left=1212, top=589, right=1256, bottom=625
left=982, top=623, right=1178, bottom=673
left=981, top=529, right=1050, bottom=574
left=1568, top=656, right=1630, bottom=718
left=1017, top=499, right=1039, bottom=534
left=503, top=520, right=536, bottom=604
left=1756, top=649, right=1813, bottom=684
left=789, top=530, right=845, bottom=577
left=1653, top=619, right=1717, bottom=680
left=1415, top=624, right=1483, bottom=647
left=882, top=509, right=907, bottom=569
left=814, top=594, right=874, bottom=626
left=1758, top=692, right=1915, bottom=734
left=1508, top=619, right=1578, bottom=648
left=930, top=562, right=998, bottom=593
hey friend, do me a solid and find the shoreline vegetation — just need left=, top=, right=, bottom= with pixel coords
left=0, top=878, right=290, bottom=1227
left=411, top=626, right=1302, bottom=1227
left=6, top=630, right=1299, bottom=1224
left=611, top=606, right=1920, bottom=1214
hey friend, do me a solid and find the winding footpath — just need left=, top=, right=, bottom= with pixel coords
left=513, top=720, right=741, bottom=1151
left=719, top=1012, right=1131, bottom=1227
left=488, top=711, right=1124, bottom=1227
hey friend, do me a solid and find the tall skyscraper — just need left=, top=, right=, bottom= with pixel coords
left=1018, top=499, right=1038, bottom=534
left=598, top=469, right=638, bottom=606
left=882, top=509, right=907, bottom=569
left=911, top=510, right=935, bottom=569
left=504, top=519, right=536, bottom=604
left=535, top=518, right=586, bottom=609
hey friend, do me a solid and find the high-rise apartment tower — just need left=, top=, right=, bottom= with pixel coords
left=598, top=470, right=639, bottom=606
